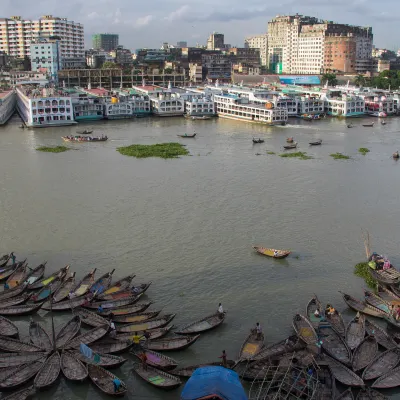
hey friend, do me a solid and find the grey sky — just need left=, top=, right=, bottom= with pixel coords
left=2, top=0, right=399, bottom=50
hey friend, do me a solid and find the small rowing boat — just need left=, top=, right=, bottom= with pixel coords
left=177, top=133, right=196, bottom=138
left=131, top=349, right=178, bottom=371
left=175, top=311, right=226, bottom=334
left=252, top=246, right=291, bottom=259
left=146, top=335, right=200, bottom=352
left=345, top=312, right=365, bottom=350
left=55, top=315, right=81, bottom=348
left=352, top=335, right=378, bottom=372
left=73, top=269, right=96, bottom=297
left=362, top=349, right=400, bottom=381
left=132, top=363, right=181, bottom=390
left=88, top=364, right=127, bottom=396
left=61, top=351, right=88, bottom=382
left=62, top=135, right=108, bottom=142
left=34, top=352, right=61, bottom=389
left=238, top=331, right=264, bottom=360
left=293, top=314, right=317, bottom=345
left=309, top=139, right=322, bottom=146
left=283, top=142, right=297, bottom=150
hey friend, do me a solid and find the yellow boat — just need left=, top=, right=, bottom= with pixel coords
left=252, top=246, right=291, bottom=259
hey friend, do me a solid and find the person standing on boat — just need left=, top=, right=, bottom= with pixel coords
left=132, top=332, right=143, bottom=351
left=10, top=252, right=16, bottom=265
left=255, top=322, right=262, bottom=340
left=109, top=320, right=117, bottom=338
left=143, top=330, right=151, bottom=348
left=218, top=303, right=224, bottom=319
left=219, top=350, right=228, bottom=368
left=140, top=351, right=148, bottom=370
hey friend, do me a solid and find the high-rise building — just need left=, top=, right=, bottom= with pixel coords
left=207, top=33, right=224, bottom=50
left=0, top=15, right=84, bottom=60
left=176, top=41, right=187, bottom=48
left=245, top=34, right=268, bottom=66
left=30, top=37, right=62, bottom=81
left=92, top=34, right=119, bottom=52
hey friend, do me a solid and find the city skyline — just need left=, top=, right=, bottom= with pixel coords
left=1, top=0, right=399, bottom=50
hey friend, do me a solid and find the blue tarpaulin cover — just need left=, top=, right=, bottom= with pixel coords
left=181, top=366, right=248, bottom=400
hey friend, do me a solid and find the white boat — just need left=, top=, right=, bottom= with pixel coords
left=0, top=90, right=16, bottom=125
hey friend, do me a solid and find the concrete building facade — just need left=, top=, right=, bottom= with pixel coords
left=30, top=38, right=62, bottom=81
left=245, top=34, right=268, bottom=66
left=207, top=33, right=224, bottom=50
left=92, top=33, right=119, bottom=52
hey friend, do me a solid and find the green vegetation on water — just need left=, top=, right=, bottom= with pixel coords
left=267, top=151, right=276, bottom=155
left=280, top=151, right=313, bottom=160
left=36, top=146, right=71, bottom=153
left=359, top=147, right=370, bottom=155
left=330, top=152, right=350, bottom=160
left=117, top=143, right=190, bottom=159
left=354, top=261, right=377, bottom=290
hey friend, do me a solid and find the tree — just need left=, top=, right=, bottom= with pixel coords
left=354, top=74, right=366, bottom=87
left=321, top=73, right=338, bottom=87
left=101, top=61, right=120, bottom=69
left=164, top=68, right=173, bottom=74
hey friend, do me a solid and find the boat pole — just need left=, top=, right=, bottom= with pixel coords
left=50, top=288, right=57, bottom=352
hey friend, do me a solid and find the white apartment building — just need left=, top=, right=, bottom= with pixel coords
left=0, top=15, right=84, bottom=60
left=245, top=34, right=268, bottom=66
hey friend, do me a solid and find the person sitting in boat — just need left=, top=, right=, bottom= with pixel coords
left=325, top=304, right=335, bottom=315
left=97, top=305, right=104, bottom=313
left=10, top=252, right=16, bottom=265
left=109, top=321, right=117, bottom=338
left=131, top=285, right=141, bottom=295
left=314, top=309, right=321, bottom=318
left=383, top=258, right=391, bottom=270
left=218, top=303, right=224, bottom=319
left=255, top=322, right=262, bottom=340
left=4, top=282, right=9, bottom=290
left=394, top=151, right=399, bottom=158
left=113, top=378, right=122, bottom=393
left=68, top=291, right=75, bottom=299
left=273, top=250, right=279, bottom=257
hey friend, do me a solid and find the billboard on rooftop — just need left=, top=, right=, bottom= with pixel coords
left=279, top=76, right=321, bottom=85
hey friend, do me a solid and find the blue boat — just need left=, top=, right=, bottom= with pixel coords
left=181, top=366, right=247, bottom=400
left=89, top=269, right=115, bottom=295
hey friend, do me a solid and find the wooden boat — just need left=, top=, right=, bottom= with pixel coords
left=0, top=336, right=43, bottom=352
left=98, top=274, right=135, bottom=297
left=0, top=293, right=32, bottom=307
left=352, top=335, right=378, bottom=371
left=177, top=133, right=196, bottom=138
left=52, top=272, right=76, bottom=303
left=0, top=385, right=36, bottom=400
left=0, top=302, right=44, bottom=316
left=85, top=295, right=140, bottom=310
left=64, top=325, right=109, bottom=349
left=341, top=292, right=386, bottom=318
left=283, top=142, right=297, bottom=150
left=0, top=359, right=45, bottom=390
left=325, top=305, right=346, bottom=336
left=34, top=351, right=61, bottom=389
left=252, top=246, right=291, bottom=259
left=323, top=354, right=364, bottom=387
left=357, top=388, right=387, bottom=400
left=113, top=311, right=161, bottom=324
left=383, top=315, right=400, bottom=329
left=362, top=349, right=400, bottom=380
left=172, top=360, right=236, bottom=378
left=317, top=365, right=336, bottom=400
left=127, top=282, right=152, bottom=297
left=293, top=314, right=318, bottom=345
left=346, top=312, right=365, bottom=350
left=98, top=290, right=139, bottom=301
left=147, top=335, right=200, bottom=352
left=42, top=295, right=87, bottom=311
left=61, top=351, right=88, bottom=382
left=191, top=115, right=211, bottom=120
left=365, top=290, right=390, bottom=315
left=88, top=269, right=115, bottom=295
left=306, top=296, right=323, bottom=329
left=0, top=284, right=28, bottom=301
left=70, top=351, right=127, bottom=369
left=369, top=268, right=400, bottom=286
left=238, top=331, right=264, bottom=360
left=32, top=276, right=64, bottom=303
left=0, top=315, right=19, bottom=337
left=318, top=322, right=351, bottom=365
left=365, top=319, right=397, bottom=349
left=28, top=265, right=69, bottom=290
left=252, top=138, right=264, bottom=144
left=6, top=260, right=28, bottom=288
left=117, top=314, right=176, bottom=333
left=0, top=265, right=18, bottom=282
left=0, top=352, right=47, bottom=368
left=336, top=388, right=354, bottom=400
left=286, top=137, right=294, bottom=143
left=29, top=320, right=53, bottom=351
left=24, top=262, right=46, bottom=285
left=55, top=315, right=81, bottom=348
left=62, top=136, right=108, bottom=142
left=175, top=311, right=226, bottom=334
left=362, top=122, right=374, bottom=127
left=77, top=309, right=110, bottom=328
left=89, top=339, right=133, bottom=354
left=132, top=349, right=178, bottom=371
left=99, top=301, right=152, bottom=317
left=372, top=365, right=400, bottom=389
left=73, top=268, right=96, bottom=296
left=393, top=152, right=399, bottom=160
left=132, top=363, right=181, bottom=390
left=88, top=364, right=127, bottom=396
left=76, top=129, right=93, bottom=134
left=251, top=335, right=305, bottom=361
left=0, top=254, right=11, bottom=269
left=309, top=139, right=322, bottom=146
left=116, top=325, right=174, bottom=342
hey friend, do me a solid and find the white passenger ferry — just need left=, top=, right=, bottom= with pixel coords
left=0, top=90, right=16, bottom=125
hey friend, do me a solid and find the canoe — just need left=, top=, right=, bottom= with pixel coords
left=0, top=359, right=45, bottom=390
left=55, top=315, right=81, bottom=348
left=0, top=284, right=28, bottom=301
left=175, top=311, right=226, bottom=335
left=70, top=351, right=127, bottom=369
left=98, top=274, right=135, bottom=297
left=283, top=142, right=298, bottom=150
left=147, top=335, right=200, bottom=352
left=306, top=296, right=323, bottom=329
left=0, top=352, right=47, bottom=368
left=85, top=296, right=140, bottom=310
left=177, top=134, right=196, bottom=138
left=364, top=290, right=390, bottom=315
left=28, top=265, right=69, bottom=290
left=309, top=139, right=322, bottom=145
left=88, top=364, right=127, bottom=396
left=352, top=335, right=378, bottom=372
left=24, top=262, right=46, bottom=285
left=76, top=130, right=93, bottom=134
left=97, top=290, right=137, bottom=301
left=286, top=138, right=294, bottom=143
left=88, top=269, right=115, bottom=295
left=362, top=349, right=400, bottom=380
left=172, top=360, right=236, bottom=378
left=365, top=319, right=397, bottom=349
left=293, top=314, right=318, bottom=345
left=357, top=388, right=387, bottom=400
left=62, top=136, right=108, bottom=142
left=31, top=276, right=64, bottom=302
left=251, top=335, right=305, bottom=361
left=132, top=349, right=178, bottom=371
left=29, top=320, right=53, bottom=351
left=128, top=282, right=152, bottom=297
left=6, top=260, right=28, bottom=288
left=64, top=325, right=109, bottom=349
left=372, top=365, right=400, bottom=389
left=0, top=315, right=19, bottom=337
left=89, top=339, right=133, bottom=354
left=52, top=272, right=76, bottom=303
left=238, top=331, right=265, bottom=360
left=362, top=123, right=374, bottom=127
left=279, top=349, right=315, bottom=369
left=77, top=309, right=110, bottom=328
left=252, top=139, right=264, bottom=144
left=61, top=351, right=88, bottom=382
left=0, top=336, right=43, bottom=352
left=336, top=389, right=354, bottom=400
left=132, top=363, right=181, bottom=390
left=252, top=246, right=291, bottom=259
left=72, top=268, right=96, bottom=297
left=318, top=322, right=351, bottom=366
left=0, top=265, right=17, bottom=282
left=42, top=295, right=87, bottom=311
left=117, top=314, right=176, bottom=333
left=113, top=311, right=161, bottom=324
left=0, top=385, right=36, bottom=400
left=0, top=254, right=11, bottom=269
left=323, top=354, right=364, bottom=387
left=34, top=351, right=61, bottom=389
left=325, top=305, right=346, bottom=336
left=369, top=268, right=400, bottom=286
left=341, top=292, right=386, bottom=318
left=346, top=312, right=365, bottom=350
left=0, top=293, right=32, bottom=308
left=116, top=325, right=174, bottom=342
left=0, top=302, right=44, bottom=316
left=99, top=301, right=152, bottom=317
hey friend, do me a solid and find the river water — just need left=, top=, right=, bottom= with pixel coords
left=1, top=114, right=400, bottom=399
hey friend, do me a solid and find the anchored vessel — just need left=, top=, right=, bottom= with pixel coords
left=0, top=90, right=16, bottom=125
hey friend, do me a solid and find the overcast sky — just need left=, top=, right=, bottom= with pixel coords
left=2, top=0, right=399, bottom=50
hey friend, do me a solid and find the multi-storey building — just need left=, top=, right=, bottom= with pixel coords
left=207, top=33, right=224, bottom=50
left=0, top=15, right=84, bottom=61
left=202, top=52, right=232, bottom=82
left=30, top=38, right=62, bottom=82
left=244, top=34, right=268, bottom=66
left=92, top=33, right=119, bottom=52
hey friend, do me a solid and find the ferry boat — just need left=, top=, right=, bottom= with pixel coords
left=321, top=91, right=365, bottom=118
left=363, top=94, right=394, bottom=117
left=130, top=94, right=151, bottom=117
left=104, top=100, right=133, bottom=120
left=72, top=97, right=104, bottom=122
left=214, top=94, right=288, bottom=125
left=185, top=97, right=215, bottom=117
left=150, top=93, right=185, bottom=117
left=16, top=87, right=76, bottom=127
left=0, top=90, right=16, bottom=125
